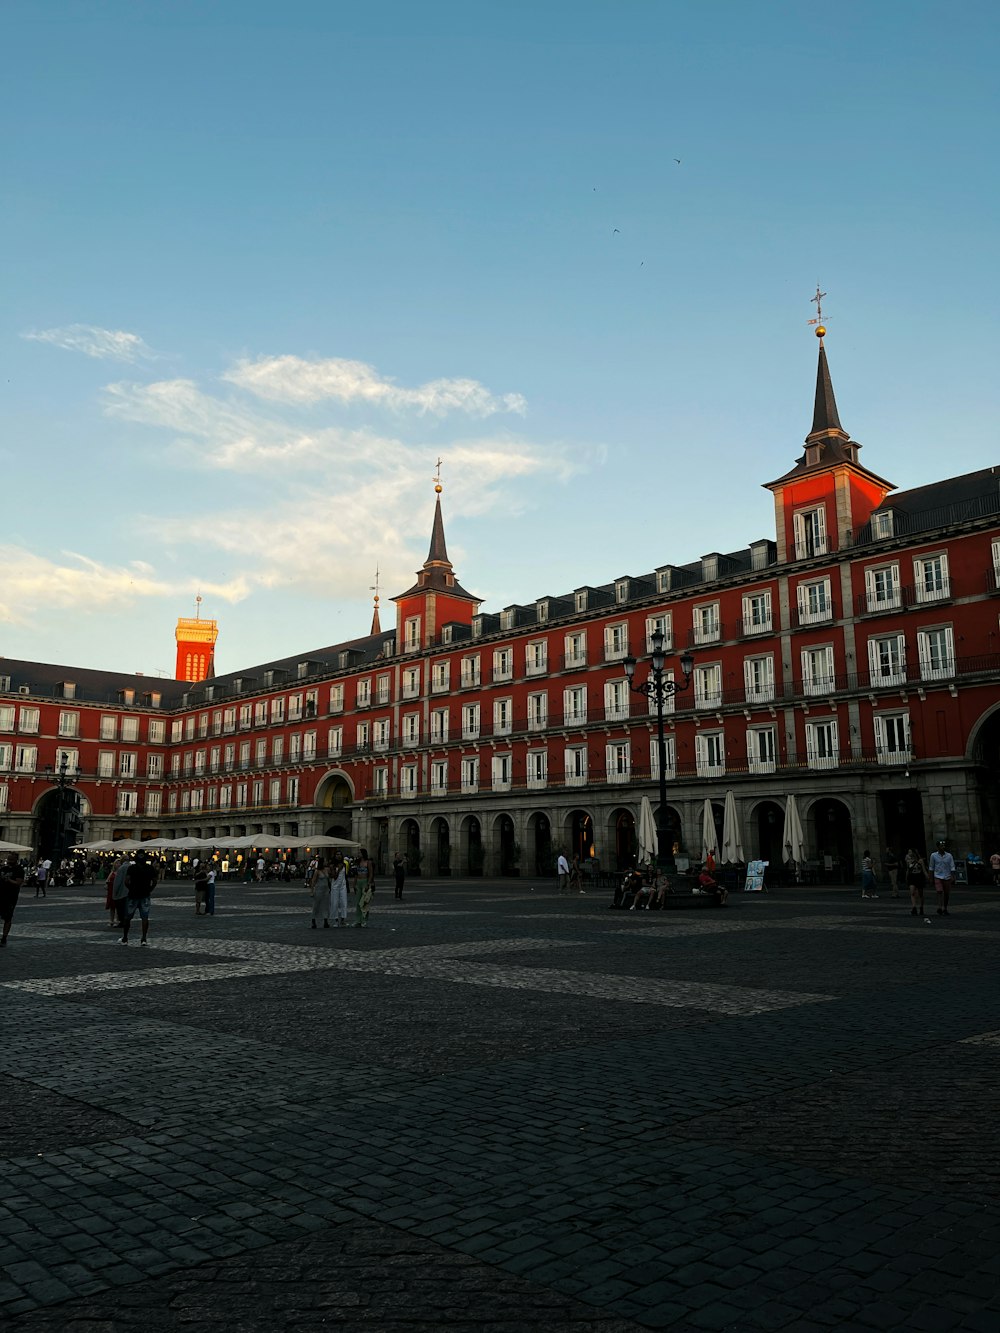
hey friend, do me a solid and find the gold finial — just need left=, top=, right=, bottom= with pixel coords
left=370, top=566, right=381, bottom=607
left=434, top=456, right=443, bottom=494
left=807, top=284, right=829, bottom=339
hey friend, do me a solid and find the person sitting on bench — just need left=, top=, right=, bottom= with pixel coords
left=695, top=865, right=728, bottom=906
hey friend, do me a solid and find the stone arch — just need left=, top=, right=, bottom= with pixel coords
left=747, top=798, right=786, bottom=866
left=489, top=811, right=518, bottom=876
left=429, top=816, right=452, bottom=875
left=563, top=808, right=596, bottom=866
left=525, top=810, right=553, bottom=876
left=805, top=795, right=855, bottom=881
left=313, top=770, right=356, bottom=840
left=399, top=818, right=422, bottom=874
left=458, top=813, right=484, bottom=876
left=607, top=806, right=637, bottom=871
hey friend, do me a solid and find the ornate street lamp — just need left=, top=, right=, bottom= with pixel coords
left=623, top=631, right=694, bottom=873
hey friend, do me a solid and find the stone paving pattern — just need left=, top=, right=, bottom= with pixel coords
left=2, top=876, right=1000, bottom=1331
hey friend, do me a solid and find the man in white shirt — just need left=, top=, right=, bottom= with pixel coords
left=556, top=852, right=570, bottom=894
left=928, top=840, right=956, bottom=916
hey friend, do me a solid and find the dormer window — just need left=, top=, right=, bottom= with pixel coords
left=58, top=681, right=76, bottom=699
left=575, top=590, right=588, bottom=613
left=536, top=600, right=549, bottom=623
left=806, top=445, right=822, bottom=466
left=297, top=662, right=309, bottom=679
left=404, top=616, right=421, bottom=650
left=442, top=625, right=453, bottom=644
left=500, top=609, right=514, bottom=631
left=872, top=510, right=894, bottom=540
left=701, top=555, right=719, bottom=582
left=656, top=569, right=672, bottom=594
left=615, top=580, right=629, bottom=604
left=472, top=617, right=483, bottom=639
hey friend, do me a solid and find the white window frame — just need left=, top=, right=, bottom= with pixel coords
left=329, top=683, right=344, bottom=713
left=328, top=726, right=343, bottom=757
left=460, top=655, right=481, bottom=688
left=117, top=790, right=138, bottom=816
left=693, top=663, right=722, bottom=709
left=695, top=731, right=725, bottom=778
left=526, top=750, right=548, bottom=789
left=527, top=691, right=548, bottom=731
left=874, top=711, right=911, bottom=765
left=865, top=562, right=901, bottom=613
left=493, top=648, right=513, bottom=682
left=57, top=711, right=79, bottom=738
left=563, top=685, right=587, bottom=724
left=99, top=715, right=117, bottom=741
left=746, top=726, right=776, bottom=775
left=564, top=745, right=587, bottom=786
left=743, top=654, right=775, bottom=704
left=564, top=632, right=587, bottom=668
left=525, top=640, right=547, bottom=676
left=650, top=734, right=676, bottom=781
left=645, top=613, right=672, bottom=652
left=793, top=505, right=828, bottom=559
left=404, top=616, right=421, bottom=650
left=603, top=678, right=629, bottom=722
left=868, top=634, right=906, bottom=687
left=797, top=578, right=833, bottom=625
left=493, top=697, right=513, bottom=737
left=403, top=666, right=421, bottom=699
left=603, top=622, right=629, bottom=661
left=431, top=661, right=450, bottom=693
left=693, top=602, right=721, bottom=645
left=805, top=718, right=839, bottom=770
left=491, top=753, right=512, bottom=792
left=914, top=552, right=950, bottom=603
left=605, top=741, right=631, bottom=784
left=461, top=756, right=479, bottom=793
left=402, top=713, right=420, bottom=745
left=431, top=708, right=449, bottom=743
left=462, top=703, right=481, bottom=740
left=430, top=760, right=448, bottom=794
left=801, top=645, right=836, bottom=697
left=741, top=590, right=772, bottom=635
left=917, top=626, right=955, bottom=681
left=373, top=718, right=390, bottom=751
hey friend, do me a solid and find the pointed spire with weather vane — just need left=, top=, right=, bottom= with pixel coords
left=369, top=567, right=382, bottom=636
left=806, top=286, right=846, bottom=441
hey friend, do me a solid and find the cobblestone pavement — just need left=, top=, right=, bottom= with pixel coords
left=2, top=876, right=1000, bottom=1331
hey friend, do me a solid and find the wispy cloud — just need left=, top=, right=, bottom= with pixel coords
left=223, top=354, right=527, bottom=416
left=22, top=324, right=156, bottom=363
left=0, top=547, right=247, bottom=626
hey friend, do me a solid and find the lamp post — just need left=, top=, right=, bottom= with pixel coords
left=623, top=631, right=694, bottom=874
left=44, top=753, right=73, bottom=866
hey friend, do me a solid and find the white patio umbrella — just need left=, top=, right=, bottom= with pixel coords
left=782, top=794, right=806, bottom=865
left=73, top=840, right=113, bottom=852
left=701, top=798, right=718, bottom=866
left=637, top=796, right=658, bottom=864
left=721, top=790, right=744, bottom=864
left=0, top=839, right=33, bottom=854
left=296, top=834, right=360, bottom=849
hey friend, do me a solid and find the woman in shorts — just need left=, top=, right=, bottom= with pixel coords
left=905, top=848, right=928, bottom=917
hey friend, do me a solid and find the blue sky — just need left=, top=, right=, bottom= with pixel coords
left=2, top=0, right=997, bottom=676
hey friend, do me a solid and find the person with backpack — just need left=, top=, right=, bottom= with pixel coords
left=121, top=852, right=158, bottom=946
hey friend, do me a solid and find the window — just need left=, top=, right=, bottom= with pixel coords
left=747, top=727, right=776, bottom=774
left=288, top=776, right=300, bottom=805
left=0, top=705, right=15, bottom=732
left=224, top=742, right=235, bottom=770
left=0, top=743, right=10, bottom=770
left=272, top=697, right=286, bottom=724
left=254, top=738, right=267, bottom=766
left=119, top=752, right=137, bottom=778
left=491, top=753, right=512, bottom=792
left=565, top=745, right=587, bottom=785
left=329, top=683, right=344, bottom=713
left=0, top=783, right=7, bottom=812
left=149, top=719, right=165, bottom=744
left=493, top=648, right=513, bottom=681
left=801, top=645, right=836, bottom=696
left=604, top=623, right=629, bottom=661
left=404, top=616, right=421, bottom=650
left=615, top=579, right=629, bottom=604
left=527, top=691, right=548, bottom=731
left=375, top=674, right=390, bottom=704
left=461, top=757, right=479, bottom=793
left=171, top=719, right=183, bottom=743
left=206, top=787, right=218, bottom=810
left=693, top=663, right=722, bottom=709
left=356, top=721, right=370, bottom=750
left=914, top=553, right=949, bottom=603
left=53, top=747, right=79, bottom=775
left=168, top=792, right=179, bottom=812
left=328, top=726, right=343, bottom=757
left=117, top=791, right=138, bottom=816
left=144, top=791, right=162, bottom=817
left=287, top=734, right=300, bottom=763
left=431, top=661, right=450, bottom=693
left=575, top=591, right=588, bottom=613
left=303, top=731, right=317, bottom=760
left=402, top=713, right=420, bottom=745
left=190, top=788, right=204, bottom=812
left=209, top=745, right=220, bottom=773
left=170, top=753, right=181, bottom=776
left=606, top=741, right=630, bottom=783
left=865, top=563, right=901, bottom=612
left=236, top=782, right=248, bottom=808
left=797, top=577, right=832, bottom=625
left=564, top=632, right=586, bottom=667
left=650, top=734, right=676, bottom=781
left=563, top=685, right=587, bottom=724
left=693, top=602, right=721, bottom=645
left=184, top=716, right=195, bottom=740
left=743, top=654, right=775, bottom=703
left=460, top=655, right=481, bottom=687
left=873, top=711, right=910, bottom=764
left=403, top=666, right=421, bottom=699
left=200, top=712, right=211, bottom=737
left=430, top=708, right=449, bottom=742
left=373, top=718, right=390, bottom=751
left=14, top=743, right=37, bottom=772
left=647, top=670, right=675, bottom=716
left=254, top=701, right=267, bottom=726
left=994, top=540, right=1000, bottom=589
left=270, top=778, right=281, bottom=805
left=98, top=750, right=115, bottom=777
left=805, top=719, right=839, bottom=769
left=917, top=626, right=955, bottom=681
left=536, top=600, right=549, bottom=623
left=219, top=785, right=232, bottom=810
left=99, top=714, right=117, bottom=741
left=285, top=694, right=301, bottom=722
left=742, top=591, right=772, bottom=635
left=18, top=706, right=39, bottom=733
left=372, top=767, right=388, bottom=796
left=604, top=678, right=629, bottom=722
left=58, top=711, right=79, bottom=738
left=212, top=710, right=223, bottom=736
left=239, top=741, right=250, bottom=768
left=793, top=505, right=827, bottom=559
left=462, top=703, right=480, bottom=739
left=493, top=698, right=512, bottom=736
left=871, top=510, right=894, bottom=539
left=148, top=753, right=163, bottom=779
left=356, top=678, right=371, bottom=707
left=223, top=707, right=237, bottom=733
left=183, top=751, right=194, bottom=775
left=645, top=614, right=672, bottom=652
left=868, top=634, right=906, bottom=687
left=527, top=750, right=548, bottom=789
left=500, top=609, right=514, bottom=631
left=695, top=731, right=725, bottom=777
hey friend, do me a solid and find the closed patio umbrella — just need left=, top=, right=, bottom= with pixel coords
left=782, top=795, right=806, bottom=866
left=637, top=795, right=658, bottom=865
left=701, top=798, right=718, bottom=867
left=721, top=790, right=744, bottom=864
left=0, top=839, right=33, bottom=854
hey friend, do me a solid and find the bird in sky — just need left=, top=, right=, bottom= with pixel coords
left=613, top=228, right=620, bottom=234
left=674, top=158, right=681, bottom=164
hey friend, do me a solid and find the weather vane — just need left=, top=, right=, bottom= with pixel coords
left=370, top=566, right=380, bottom=607
left=433, top=457, right=444, bottom=494
left=807, top=285, right=829, bottom=338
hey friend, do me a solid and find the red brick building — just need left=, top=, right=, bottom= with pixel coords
left=2, top=338, right=999, bottom=878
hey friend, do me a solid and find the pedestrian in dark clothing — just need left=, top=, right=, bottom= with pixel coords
left=0, top=855, right=25, bottom=946
left=393, top=853, right=406, bottom=900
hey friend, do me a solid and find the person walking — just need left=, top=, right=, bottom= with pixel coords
left=860, top=851, right=879, bottom=899
left=34, top=859, right=48, bottom=899
left=990, top=850, right=1000, bottom=887
left=0, top=855, right=25, bottom=946
left=352, top=847, right=375, bottom=927
left=929, top=840, right=956, bottom=915
left=570, top=854, right=585, bottom=894
left=121, top=852, right=157, bottom=946
left=205, top=866, right=217, bottom=916
left=193, top=864, right=209, bottom=915
left=330, top=855, right=349, bottom=927
left=904, top=847, right=929, bottom=917
left=104, top=857, right=124, bottom=927
left=392, top=853, right=406, bottom=900
left=309, top=857, right=332, bottom=929
left=111, top=855, right=132, bottom=928
left=884, top=847, right=901, bottom=898
left=556, top=852, right=570, bottom=894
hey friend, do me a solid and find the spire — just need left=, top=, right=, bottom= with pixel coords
left=369, top=567, right=382, bottom=635
left=810, top=339, right=844, bottom=437
left=392, top=465, right=479, bottom=606
left=426, top=490, right=449, bottom=566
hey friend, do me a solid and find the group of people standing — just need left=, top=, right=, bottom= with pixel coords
left=863, top=842, right=962, bottom=917
left=104, top=852, right=159, bottom=944
left=305, top=848, right=376, bottom=929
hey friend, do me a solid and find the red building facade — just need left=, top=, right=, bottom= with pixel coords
left=2, top=339, right=999, bottom=877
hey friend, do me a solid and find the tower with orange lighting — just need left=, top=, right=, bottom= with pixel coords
left=174, top=597, right=218, bottom=683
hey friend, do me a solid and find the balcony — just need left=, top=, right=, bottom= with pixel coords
left=794, top=600, right=833, bottom=627
left=560, top=651, right=587, bottom=670
left=689, top=621, right=723, bottom=648
left=740, top=615, right=773, bottom=637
